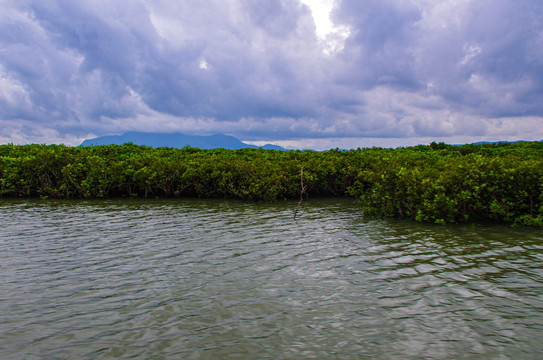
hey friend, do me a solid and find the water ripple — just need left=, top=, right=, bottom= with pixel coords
left=1, top=198, right=543, bottom=359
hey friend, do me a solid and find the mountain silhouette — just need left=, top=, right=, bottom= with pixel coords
left=80, top=132, right=285, bottom=150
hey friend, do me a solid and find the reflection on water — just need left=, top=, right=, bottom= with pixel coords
left=1, top=198, right=542, bottom=359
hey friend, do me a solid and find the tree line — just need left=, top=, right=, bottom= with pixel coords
left=1, top=141, right=542, bottom=226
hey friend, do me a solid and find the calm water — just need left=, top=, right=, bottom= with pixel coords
left=1, top=198, right=542, bottom=359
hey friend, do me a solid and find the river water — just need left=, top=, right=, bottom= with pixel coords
left=1, top=198, right=542, bottom=359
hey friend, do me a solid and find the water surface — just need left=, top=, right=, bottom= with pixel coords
left=1, top=198, right=542, bottom=359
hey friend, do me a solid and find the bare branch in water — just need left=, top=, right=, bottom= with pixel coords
left=294, top=166, right=307, bottom=220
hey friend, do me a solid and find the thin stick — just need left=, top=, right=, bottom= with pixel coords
left=294, top=166, right=307, bottom=220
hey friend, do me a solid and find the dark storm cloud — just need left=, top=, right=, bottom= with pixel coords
left=0, top=0, right=542, bottom=145
left=25, top=0, right=318, bottom=122
left=334, top=0, right=543, bottom=116
left=242, top=0, right=305, bottom=38
left=334, top=0, right=422, bottom=90
left=412, top=0, right=543, bottom=118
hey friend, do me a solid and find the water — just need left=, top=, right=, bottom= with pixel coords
left=1, top=198, right=542, bottom=359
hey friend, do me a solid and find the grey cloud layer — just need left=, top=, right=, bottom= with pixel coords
left=1, top=0, right=542, bottom=144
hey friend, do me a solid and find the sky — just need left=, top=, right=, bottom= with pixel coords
left=1, top=0, right=543, bottom=149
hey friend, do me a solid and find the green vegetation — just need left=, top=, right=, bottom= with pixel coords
left=1, top=141, right=542, bottom=226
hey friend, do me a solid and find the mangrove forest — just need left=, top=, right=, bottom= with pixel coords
left=1, top=141, right=542, bottom=226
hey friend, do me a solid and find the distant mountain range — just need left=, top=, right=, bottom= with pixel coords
left=80, top=132, right=285, bottom=150
left=469, top=140, right=542, bottom=145
left=80, top=133, right=542, bottom=150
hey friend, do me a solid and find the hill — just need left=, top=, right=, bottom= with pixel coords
left=80, top=132, right=285, bottom=150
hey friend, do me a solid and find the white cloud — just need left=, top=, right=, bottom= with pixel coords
left=0, top=66, right=32, bottom=108
left=199, top=59, right=209, bottom=70
left=461, top=43, right=482, bottom=65
left=300, top=0, right=350, bottom=54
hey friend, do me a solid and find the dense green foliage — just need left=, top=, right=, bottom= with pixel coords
left=1, top=141, right=542, bottom=225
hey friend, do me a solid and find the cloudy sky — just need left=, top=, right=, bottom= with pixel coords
left=1, top=0, right=542, bottom=149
